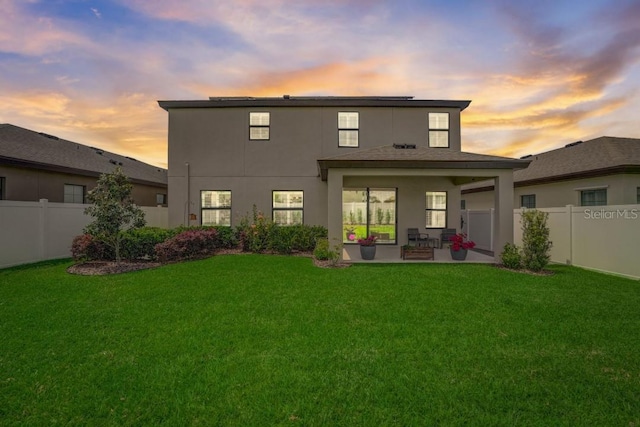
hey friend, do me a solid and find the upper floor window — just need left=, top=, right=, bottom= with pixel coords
left=156, top=193, right=167, bottom=206
left=580, top=189, right=607, bottom=206
left=521, top=194, right=536, bottom=209
left=338, top=112, right=359, bottom=147
left=426, top=191, right=447, bottom=228
left=201, top=190, right=231, bottom=226
left=273, top=190, right=303, bottom=225
left=428, top=112, right=449, bottom=148
left=64, top=184, right=85, bottom=204
left=0, top=177, right=5, bottom=200
left=249, top=112, right=270, bottom=140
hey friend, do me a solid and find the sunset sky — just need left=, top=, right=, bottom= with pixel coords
left=2, top=0, right=640, bottom=168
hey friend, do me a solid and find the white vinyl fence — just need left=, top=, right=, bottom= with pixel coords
left=0, top=199, right=168, bottom=269
left=463, top=205, right=640, bottom=280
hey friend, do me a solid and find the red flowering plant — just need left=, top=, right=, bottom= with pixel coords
left=357, top=235, right=378, bottom=246
left=449, top=233, right=476, bottom=251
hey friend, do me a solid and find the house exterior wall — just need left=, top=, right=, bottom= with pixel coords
left=0, top=164, right=167, bottom=207
left=463, top=174, right=640, bottom=209
left=167, top=105, right=463, bottom=227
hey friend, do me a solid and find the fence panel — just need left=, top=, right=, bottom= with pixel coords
left=0, top=200, right=168, bottom=269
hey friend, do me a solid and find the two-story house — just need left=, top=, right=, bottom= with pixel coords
left=158, top=96, right=529, bottom=261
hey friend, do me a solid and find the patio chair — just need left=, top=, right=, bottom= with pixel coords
left=439, top=228, right=457, bottom=248
left=408, top=228, right=429, bottom=247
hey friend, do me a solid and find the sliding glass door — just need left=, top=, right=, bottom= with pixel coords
left=342, top=188, right=396, bottom=244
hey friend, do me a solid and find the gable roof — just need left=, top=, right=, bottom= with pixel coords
left=462, top=136, right=640, bottom=192
left=159, top=95, right=471, bottom=111
left=317, top=145, right=530, bottom=181
left=0, top=124, right=167, bottom=187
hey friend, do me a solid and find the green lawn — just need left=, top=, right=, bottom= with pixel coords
left=1, top=256, right=639, bottom=426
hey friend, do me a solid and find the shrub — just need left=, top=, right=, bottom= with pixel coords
left=236, top=206, right=273, bottom=253
left=120, top=227, right=176, bottom=260
left=71, top=234, right=111, bottom=261
left=154, top=228, right=219, bottom=263
left=314, top=238, right=342, bottom=265
left=501, top=243, right=522, bottom=270
left=521, top=209, right=552, bottom=272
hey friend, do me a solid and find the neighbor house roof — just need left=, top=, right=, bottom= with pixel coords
left=0, top=124, right=167, bottom=187
left=462, top=136, right=640, bottom=193
left=317, top=144, right=530, bottom=181
left=159, top=95, right=471, bottom=111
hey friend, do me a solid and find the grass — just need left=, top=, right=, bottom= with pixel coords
left=1, top=256, right=639, bottom=426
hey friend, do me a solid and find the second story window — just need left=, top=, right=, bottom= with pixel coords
left=428, top=112, right=449, bottom=148
left=249, top=112, right=270, bottom=140
left=338, top=112, right=359, bottom=147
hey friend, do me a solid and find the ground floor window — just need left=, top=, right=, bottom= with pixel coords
left=425, top=191, right=447, bottom=228
left=342, top=188, right=396, bottom=244
left=201, top=190, right=231, bottom=226
left=64, top=184, right=85, bottom=203
left=580, top=189, right=606, bottom=206
left=521, top=194, right=536, bottom=209
left=272, top=191, right=303, bottom=225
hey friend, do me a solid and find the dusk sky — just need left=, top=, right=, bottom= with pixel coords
left=2, top=0, right=640, bottom=168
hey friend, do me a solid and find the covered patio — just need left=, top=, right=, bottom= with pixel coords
left=343, top=245, right=494, bottom=263
left=318, top=145, right=531, bottom=263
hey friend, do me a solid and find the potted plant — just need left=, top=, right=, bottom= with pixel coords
left=449, top=233, right=476, bottom=261
left=358, top=235, right=378, bottom=260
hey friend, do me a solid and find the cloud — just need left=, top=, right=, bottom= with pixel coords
left=91, top=8, right=101, bottom=19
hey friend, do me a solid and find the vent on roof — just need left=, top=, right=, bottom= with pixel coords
left=125, top=156, right=137, bottom=161
left=95, top=150, right=104, bottom=155
left=38, top=132, right=59, bottom=140
left=565, top=140, right=583, bottom=148
left=109, top=159, right=123, bottom=166
left=520, top=154, right=532, bottom=159
left=393, top=143, right=416, bottom=149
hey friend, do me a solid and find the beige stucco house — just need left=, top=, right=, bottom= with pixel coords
left=158, top=96, right=529, bottom=261
left=462, top=137, right=640, bottom=209
left=0, top=124, right=168, bottom=207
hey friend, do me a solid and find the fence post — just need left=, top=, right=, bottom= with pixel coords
left=38, top=199, right=48, bottom=262
left=567, top=204, right=573, bottom=265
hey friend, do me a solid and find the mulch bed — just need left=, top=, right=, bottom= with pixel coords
left=494, top=264, right=555, bottom=276
left=68, top=250, right=351, bottom=275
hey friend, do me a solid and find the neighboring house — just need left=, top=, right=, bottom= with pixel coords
left=0, top=124, right=168, bottom=206
left=158, top=96, right=529, bottom=260
left=462, top=137, right=640, bottom=209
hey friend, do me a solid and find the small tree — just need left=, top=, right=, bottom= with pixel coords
left=521, top=209, right=552, bottom=272
left=84, top=167, right=146, bottom=263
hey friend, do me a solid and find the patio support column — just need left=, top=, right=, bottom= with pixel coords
left=494, top=171, right=514, bottom=262
left=327, top=169, right=344, bottom=259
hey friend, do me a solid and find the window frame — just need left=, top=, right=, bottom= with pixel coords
left=428, top=112, right=450, bottom=148
left=580, top=188, right=607, bottom=206
left=249, top=112, right=270, bottom=141
left=637, top=187, right=640, bottom=204
left=342, top=188, right=397, bottom=244
left=0, top=177, right=5, bottom=200
left=201, top=190, right=232, bottom=226
left=338, top=111, right=359, bottom=147
left=521, top=194, right=536, bottom=209
left=64, top=184, right=85, bottom=204
left=272, top=190, right=304, bottom=225
left=425, top=191, right=447, bottom=228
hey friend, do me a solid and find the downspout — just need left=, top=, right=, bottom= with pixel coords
left=185, top=162, right=190, bottom=226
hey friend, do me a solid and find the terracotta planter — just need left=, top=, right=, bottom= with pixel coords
left=450, top=247, right=468, bottom=261
left=360, top=245, right=376, bottom=260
